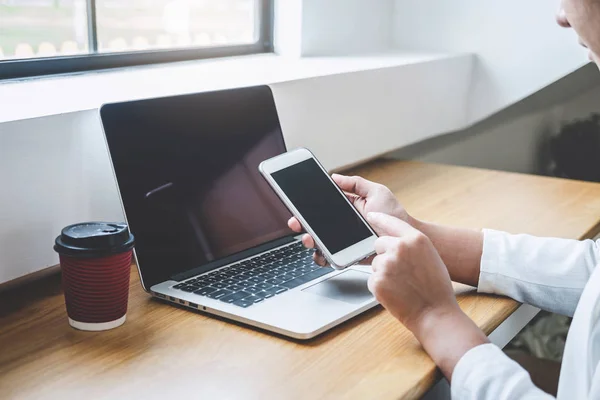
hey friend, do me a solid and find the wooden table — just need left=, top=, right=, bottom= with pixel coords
left=3, top=160, right=600, bottom=400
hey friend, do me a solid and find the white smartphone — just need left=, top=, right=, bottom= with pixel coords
left=259, top=148, right=377, bottom=270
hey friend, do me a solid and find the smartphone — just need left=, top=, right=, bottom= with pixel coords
left=259, top=148, right=377, bottom=270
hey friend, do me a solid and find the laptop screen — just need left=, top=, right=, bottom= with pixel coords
left=101, top=86, right=293, bottom=289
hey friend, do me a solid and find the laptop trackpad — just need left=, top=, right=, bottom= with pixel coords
left=302, top=270, right=373, bottom=305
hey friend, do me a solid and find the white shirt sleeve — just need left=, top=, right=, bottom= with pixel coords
left=452, top=230, right=600, bottom=400
left=477, top=229, right=599, bottom=317
left=451, top=344, right=554, bottom=399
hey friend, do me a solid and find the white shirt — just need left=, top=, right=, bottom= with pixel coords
left=451, top=230, right=600, bottom=399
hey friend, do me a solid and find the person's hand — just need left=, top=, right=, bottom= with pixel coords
left=366, top=212, right=489, bottom=380
left=365, top=212, right=459, bottom=331
left=287, top=174, right=409, bottom=265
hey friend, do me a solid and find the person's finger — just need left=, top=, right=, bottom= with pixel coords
left=288, top=217, right=303, bottom=233
left=367, top=212, right=415, bottom=237
left=313, top=250, right=328, bottom=266
left=371, top=255, right=383, bottom=273
left=344, top=192, right=359, bottom=204
left=358, top=254, right=376, bottom=266
left=332, top=174, right=375, bottom=198
left=374, top=236, right=400, bottom=255
left=302, top=234, right=316, bottom=249
left=367, top=273, right=377, bottom=296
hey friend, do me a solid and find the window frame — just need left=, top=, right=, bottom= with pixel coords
left=0, top=0, right=274, bottom=81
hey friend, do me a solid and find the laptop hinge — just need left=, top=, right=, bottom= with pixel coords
left=170, top=235, right=297, bottom=282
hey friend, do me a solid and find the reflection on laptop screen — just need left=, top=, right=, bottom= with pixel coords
left=101, top=86, right=293, bottom=288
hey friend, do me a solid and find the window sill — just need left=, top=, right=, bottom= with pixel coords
left=0, top=52, right=461, bottom=124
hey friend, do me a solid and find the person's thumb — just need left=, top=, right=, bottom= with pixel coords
left=366, top=212, right=414, bottom=237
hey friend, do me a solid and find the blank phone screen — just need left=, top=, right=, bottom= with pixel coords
left=271, top=158, right=373, bottom=254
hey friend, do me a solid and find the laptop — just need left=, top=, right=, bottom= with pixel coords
left=99, top=85, right=377, bottom=339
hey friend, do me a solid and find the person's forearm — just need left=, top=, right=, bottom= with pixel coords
left=411, top=306, right=489, bottom=381
left=410, top=217, right=483, bottom=287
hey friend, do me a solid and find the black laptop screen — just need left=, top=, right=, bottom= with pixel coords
left=101, top=86, right=293, bottom=288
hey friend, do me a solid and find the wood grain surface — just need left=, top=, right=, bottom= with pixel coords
left=3, top=160, right=600, bottom=400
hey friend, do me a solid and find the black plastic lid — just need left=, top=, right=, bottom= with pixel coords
left=54, top=222, right=135, bottom=258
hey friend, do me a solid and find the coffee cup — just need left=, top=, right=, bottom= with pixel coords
left=54, top=222, right=135, bottom=331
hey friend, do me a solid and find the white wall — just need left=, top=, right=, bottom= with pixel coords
left=301, top=0, right=394, bottom=56
left=274, top=0, right=395, bottom=57
left=272, top=55, right=472, bottom=167
left=393, top=0, right=590, bottom=123
left=273, top=0, right=303, bottom=57
left=0, top=112, right=121, bottom=281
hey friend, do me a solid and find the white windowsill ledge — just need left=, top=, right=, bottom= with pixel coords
left=0, top=52, right=463, bottom=124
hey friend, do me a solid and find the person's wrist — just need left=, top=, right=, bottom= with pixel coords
left=409, top=305, right=489, bottom=380
left=409, top=304, right=462, bottom=341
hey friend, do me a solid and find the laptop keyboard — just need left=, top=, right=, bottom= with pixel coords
left=172, top=242, right=334, bottom=308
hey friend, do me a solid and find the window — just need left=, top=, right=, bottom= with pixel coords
left=0, top=0, right=272, bottom=80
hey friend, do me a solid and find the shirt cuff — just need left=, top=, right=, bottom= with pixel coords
left=452, top=344, right=499, bottom=384
left=451, top=343, right=553, bottom=400
left=478, top=229, right=506, bottom=295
